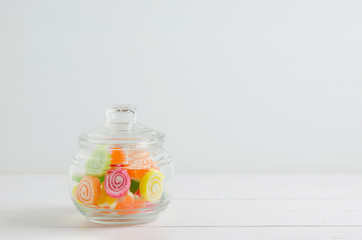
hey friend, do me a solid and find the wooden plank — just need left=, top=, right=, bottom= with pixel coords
left=153, top=200, right=362, bottom=227
left=1, top=227, right=362, bottom=240
left=1, top=199, right=361, bottom=228
left=174, top=174, right=362, bottom=200
left=0, top=175, right=361, bottom=229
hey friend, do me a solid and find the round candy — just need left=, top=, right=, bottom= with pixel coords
left=76, top=176, right=101, bottom=205
left=104, top=169, right=131, bottom=198
left=139, top=170, right=164, bottom=203
left=85, top=149, right=111, bottom=176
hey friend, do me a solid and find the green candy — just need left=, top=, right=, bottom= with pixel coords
left=129, top=179, right=140, bottom=194
left=98, top=175, right=105, bottom=183
left=72, top=175, right=83, bottom=182
left=85, top=149, right=111, bottom=176
left=72, top=174, right=104, bottom=183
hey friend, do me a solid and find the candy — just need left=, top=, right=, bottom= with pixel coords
left=125, top=150, right=154, bottom=179
left=98, top=175, right=105, bottom=183
left=127, top=150, right=152, bottom=165
left=104, top=169, right=131, bottom=198
left=111, top=147, right=127, bottom=165
left=96, top=193, right=107, bottom=206
left=85, top=149, right=111, bottom=176
left=129, top=179, right=140, bottom=194
left=133, top=195, right=146, bottom=210
left=127, top=195, right=146, bottom=214
left=97, top=182, right=117, bottom=208
left=72, top=185, right=82, bottom=203
left=126, top=168, right=150, bottom=179
left=99, top=205, right=111, bottom=214
left=76, top=176, right=101, bottom=205
left=72, top=185, right=77, bottom=198
left=139, top=170, right=164, bottom=203
left=73, top=174, right=104, bottom=183
left=115, top=192, right=134, bottom=213
left=72, top=175, right=83, bottom=182
left=134, top=189, right=141, bottom=197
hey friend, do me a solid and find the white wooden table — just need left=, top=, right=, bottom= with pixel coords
left=1, top=175, right=361, bottom=239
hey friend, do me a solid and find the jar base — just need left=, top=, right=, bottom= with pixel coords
left=88, top=216, right=158, bottom=225
left=74, top=201, right=169, bottom=225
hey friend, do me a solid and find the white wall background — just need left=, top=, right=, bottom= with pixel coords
left=1, top=0, right=361, bottom=174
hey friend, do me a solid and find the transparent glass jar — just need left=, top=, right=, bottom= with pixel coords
left=69, top=105, right=174, bottom=225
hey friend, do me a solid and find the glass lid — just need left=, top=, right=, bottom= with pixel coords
left=79, top=105, right=165, bottom=145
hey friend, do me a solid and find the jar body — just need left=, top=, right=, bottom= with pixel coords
left=69, top=142, right=174, bottom=225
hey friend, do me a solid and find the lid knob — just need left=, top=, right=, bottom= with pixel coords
left=105, top=104, right=137, bottom=127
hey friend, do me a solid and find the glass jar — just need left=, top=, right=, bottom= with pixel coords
left=69, top=105, right=174, bottom=224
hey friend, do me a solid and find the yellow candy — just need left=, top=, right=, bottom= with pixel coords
left=97, top=194, right=107, bottom=206
left=72, top=185, right=77, bottom=197
left=72, top=185, right=82, bottom=204
left=107, top=195, right=116, bottom=206
left=97, top=182, right=117, bottom=207
left=139, top=170, right=164, bottom=203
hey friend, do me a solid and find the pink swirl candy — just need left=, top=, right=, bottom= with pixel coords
left=104, top=169, right=131, bottom=198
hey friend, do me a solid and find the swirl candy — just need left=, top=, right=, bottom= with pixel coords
left=139, top=170, right=164, bottom=203
left=85, top=149, right=111, bottom=176
left=76, top=176, right=101, bottom=205
left=104, top=169, right=131, bottom=198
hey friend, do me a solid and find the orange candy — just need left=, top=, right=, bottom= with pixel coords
left=126, top=168, right=150, bottom=179
left=110, top=148, right=127, bottom=165
left=76, top=176, right=101, bottom=205
left=115, top=192, right=134, bottom=214
left=98, top=205, right=111, bottom=214
left=124, top=150, right=155, bottom=179
left=126, top=165, right=160, bottom=180
left=134, top=197, right=146, bottom=208
left=111, top=149, right=159, bottom=180
left=131, top=196, right=146, bottom=213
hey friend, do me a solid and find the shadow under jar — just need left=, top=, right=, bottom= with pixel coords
left=69, top=105, right=174, bottom=225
